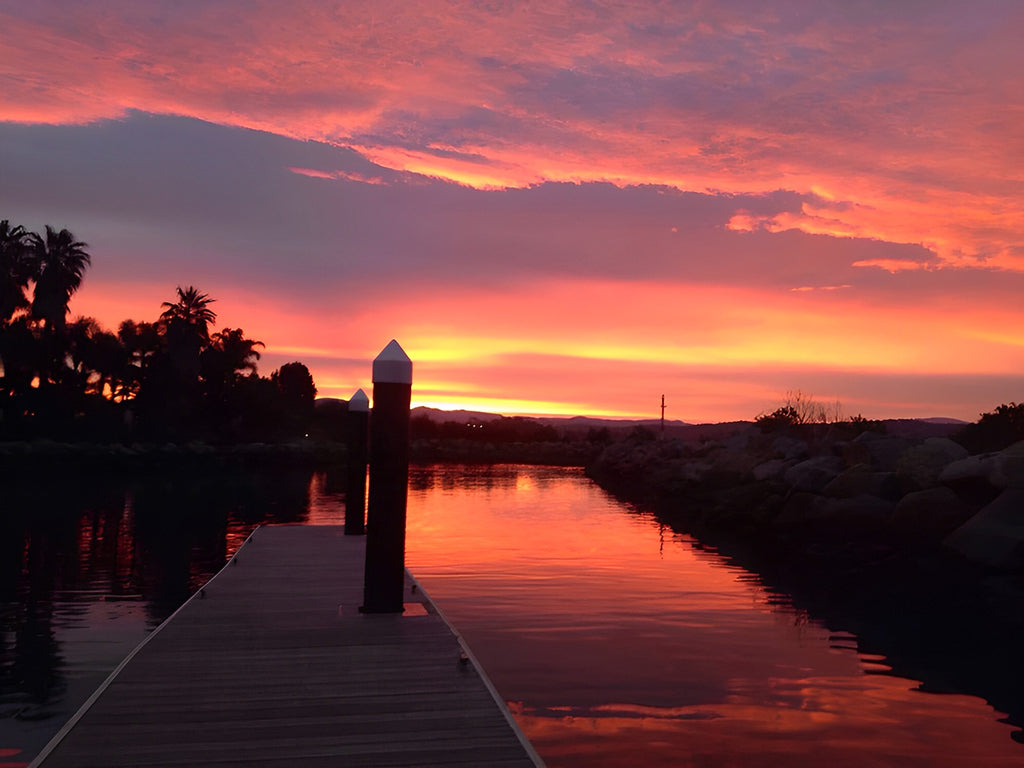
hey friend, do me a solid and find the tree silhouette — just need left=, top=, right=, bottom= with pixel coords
left=206, top=328, right=264, bottom=378
left=0, top=222, right=35, bottom=428
left=117, top=320, right=161, bottom=401
left=158, top=286, right=217, bottom=404
left=200, top=327, right=265, bottom=435
left=1, top=220, right=323, bottom=443
left=159, top=286, right=216, bottom=343
left=0, top=220, right=32, bottom=324
left=272, top=362, right=317, bottom=437
left=66, top=317, right=128, bottom=399
left=273, top=362, right=317, bottom=406
left=27, top=226, right=90, bottom=333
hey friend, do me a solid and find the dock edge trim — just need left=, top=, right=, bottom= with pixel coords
left=406, top=569, right=548, bottom=768
left=27, top=526, right=264, bottom=768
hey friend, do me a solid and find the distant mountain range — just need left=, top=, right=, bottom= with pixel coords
left=407, top=406, right=968, bottom=437
left=409, top=406, right=690, bottom=430
left=318, top=401, right=969, bottom=436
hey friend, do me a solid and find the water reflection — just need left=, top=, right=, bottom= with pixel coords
left=403, top=464, right=1024, bottom=767
left=0, top=465, right=324, bottom=761
left=1, top=463, right=1021, bottom=767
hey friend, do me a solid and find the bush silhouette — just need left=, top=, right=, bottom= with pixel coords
left=954, top=402, right=1024, bottom=453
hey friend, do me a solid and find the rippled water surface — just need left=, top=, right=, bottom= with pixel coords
left=2, top=463, right=1021, bottom=766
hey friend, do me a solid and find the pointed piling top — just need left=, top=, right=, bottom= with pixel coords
left=349, top=388, right=370, bottom=412
left=372, top=339, right=413, bottom=384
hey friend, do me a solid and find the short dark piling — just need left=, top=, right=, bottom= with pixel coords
left=361, top=340, right=412, bottom=614
left=345, top=388, right=370, bottom=535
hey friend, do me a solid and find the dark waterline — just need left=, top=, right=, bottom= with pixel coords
left=1, top=463, right=1021, bottom=766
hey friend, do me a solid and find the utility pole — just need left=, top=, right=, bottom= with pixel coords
left=660, top=394, right=666, bottom=435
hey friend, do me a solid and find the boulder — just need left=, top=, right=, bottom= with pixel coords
left=890, top=487, right=969, bottom=534
left=784, top=455, right=844, bottom=493
left=707, top=482, right=782, bottom=527
left=775, top=492, right=828, bottom=526
left=990, top=440, right=1024, bottom=489
left=897, top=438, right=969, bottom=488
left=653, top=459, right=712, bottom=485
left=854, top=433, right=912, bottom=471
left=836, top=439, right=873, bottom=468
left=722, top=430, right=753, bottom=452
left=819, top=494, right=895, bottom=524
left=772, top=435, right=809, bottom=461
left=774, top=492, right=892, bottom=527
left=752, top=458, right=789, bottom=481
left=944, top=488, right=1024, bottom=569
left=939, top=453, right=997, bottom=486
left=823, top=465, right=903, bottom=500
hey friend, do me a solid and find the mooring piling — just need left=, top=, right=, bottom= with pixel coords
left=361, top=339, right=412, bottom=614
left=345, top=388, right=370, bottom=535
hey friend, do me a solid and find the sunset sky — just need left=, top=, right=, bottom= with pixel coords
left=2, top=1, right=1022, bottom=422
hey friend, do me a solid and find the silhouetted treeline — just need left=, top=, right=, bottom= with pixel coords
left=0, top=219, right=317, bottom=443
left=953, top=402, right=1024, bottom=453
left=410, top=414, right=560, bottom=443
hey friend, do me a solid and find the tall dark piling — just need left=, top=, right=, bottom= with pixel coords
left=345, top=388, right=369, bottom=535
left=361, top=340, right=412, bottom=614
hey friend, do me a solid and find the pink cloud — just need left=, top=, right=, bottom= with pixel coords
left=852, top=259, right=931, bottom=274
left=2, top=1, right=1021, bottom=271
left=287, top=166, right=387, bottom=184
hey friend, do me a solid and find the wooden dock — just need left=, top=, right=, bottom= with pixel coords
left=31, top=525, right=544, bottom=768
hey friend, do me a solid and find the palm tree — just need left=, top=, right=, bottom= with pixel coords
left=156, top=287, right=218, bottom=432
left=200, top=328, right=265, bottom=430
left=117, top=319, right=161, bottom=398
left=208, top=327, right=264, bottom=378
left=66, top=317, right=128, bottom=398
left=0, top=221, right=34, bottom=420
left=0, top=220, right=32, bottom=324
left=27, top=225, right=91, bottom=332
left=159, top=286, right=216, bottom=344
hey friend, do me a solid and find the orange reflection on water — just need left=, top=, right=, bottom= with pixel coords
left=512, top=672, right=1022, bottom=768
left=395, top=464, right=1023, bottom=767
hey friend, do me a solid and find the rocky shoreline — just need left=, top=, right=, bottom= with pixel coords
left=587, top=424, right=1024, bottom=576
left=586, top=423, right=1024, bottom=737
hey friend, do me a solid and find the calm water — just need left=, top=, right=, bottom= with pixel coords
left=1, top=463, right=1022, bottom=766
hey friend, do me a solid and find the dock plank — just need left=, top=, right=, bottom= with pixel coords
left=33, top=525, right=543, bottom=768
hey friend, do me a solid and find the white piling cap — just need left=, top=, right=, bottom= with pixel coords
left=372, top=339, right=413, bottom=384
left=349, top=388, right=370, bottom=412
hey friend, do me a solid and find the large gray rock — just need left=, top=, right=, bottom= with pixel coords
left=944, top=488, right=1024, bottom=569
left=665, top=460, right=713, bottom=484
left=891, top=487, right=969, bottom=533
left=823, top=465, right=903, bottom=500
left=818, top=495, right=895, bottom=524
left=854, top=433, right=912, bottom=471
left=784, top=456, right=844, bottom=493
left=722, top=430, right=753, bottom=452
left=836, top=439, right=873, bottom=468
left=752, top=458, right=790, bottom=481
left=939, top=453, right=997, bottom=486
left=772, top=435, right=809, bottom=461
left=897, top=438, right=969, bottom=487
left=774, top=492, right=828, bottom=526
left=775, top=492, right=893, bottom=526
left=990, top=441, right=1024, bottom=489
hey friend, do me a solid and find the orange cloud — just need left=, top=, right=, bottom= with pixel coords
left=287, top=167, right=387, bottom=184
left=851, top=259, right=929, bottom=273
